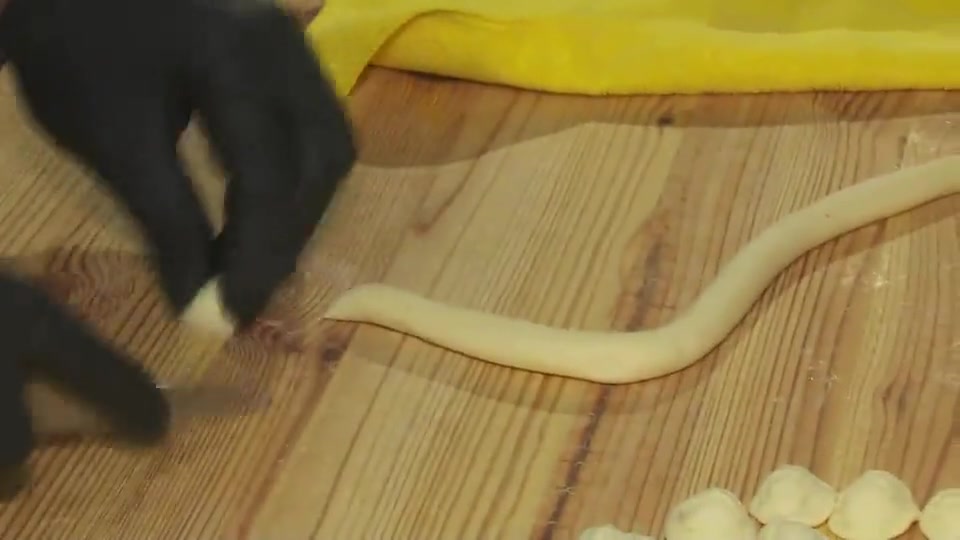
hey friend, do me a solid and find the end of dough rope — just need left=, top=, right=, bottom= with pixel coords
left=577, top=464, right=954, bottom=539
left=324, top=156, right=960, bottom=384
left=180, top=277, right=237, bottom=339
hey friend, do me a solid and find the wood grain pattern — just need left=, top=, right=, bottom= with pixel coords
left=0, top=65, right=957, bottom=539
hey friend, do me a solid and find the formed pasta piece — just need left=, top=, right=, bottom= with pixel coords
left=827, top=470, right=919, bottom=539
left=748, top=465, right=836, bottom=526
left=918, top=488, right=960, bottom=540
left=663, top=487, right=757, bottom=539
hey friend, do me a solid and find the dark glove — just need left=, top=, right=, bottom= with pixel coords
left=0, top=271, right=169, bottom=498
left=0, top=0, right=355, bottom=497
left=0, top=0, right=357, bottom=327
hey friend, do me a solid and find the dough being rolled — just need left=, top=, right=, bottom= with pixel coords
left=325, top=157, right=960, bottom=383
left=181, top=277, right=237, bottom=338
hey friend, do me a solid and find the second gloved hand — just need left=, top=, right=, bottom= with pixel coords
left=0, top=0, right=357, bottom=327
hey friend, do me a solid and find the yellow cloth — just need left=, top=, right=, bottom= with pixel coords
left=305, top=0, right=960, bottom=97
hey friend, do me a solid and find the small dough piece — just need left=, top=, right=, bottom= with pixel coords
left=578, top=524, right=653, bottom=540
left=663, top=487, right=757, bottom=539
left=827, top=470, right=919, bottom=539
left=181, top=277, right=236, bottom=338
left=919, top=488, right=960, bottom=540
left=757, top=520, right=826, bottom=540
left=749, top=465, right=837, bottom=526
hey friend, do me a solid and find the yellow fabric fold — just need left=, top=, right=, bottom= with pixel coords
left=305, top=0, right=960, bottom=97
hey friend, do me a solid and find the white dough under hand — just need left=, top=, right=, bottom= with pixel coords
left=181, top=277, right=237, bottom=338
left=663, top=487, right=757, bottom=539
left=827, top=470, right=919, bottom=539
left=323, top=157, right=960, bottom=383
left=919, top=488, right=960, bottom=540
left=748, top=465, right=836, bottom=527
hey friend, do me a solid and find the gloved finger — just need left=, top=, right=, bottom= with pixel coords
left=0, top=318, right=33, bottom=500
left=195, top=6, right=355, bottom=327
left=261, top=8, right=357, bottom=225
left=0, top=272, right=171, bottom=445
left=196, top=86, right=303, bottom=328
left=192, top=8, right=319, bottom=327
left=17, top=83, right=216, bottom=313
left=88, top=131, right=216, bottom=313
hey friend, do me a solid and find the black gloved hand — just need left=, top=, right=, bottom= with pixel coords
left=0, top=271, right=169, bottom=499
left=0, top=0, right=357, bottom=327
left=0, top=0, right=356, bottom=496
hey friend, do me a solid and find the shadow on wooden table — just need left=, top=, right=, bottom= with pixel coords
left=351, top=67, right=960, bottom=167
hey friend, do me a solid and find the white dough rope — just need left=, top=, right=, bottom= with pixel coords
left=323, top=156, right=960, bottom=384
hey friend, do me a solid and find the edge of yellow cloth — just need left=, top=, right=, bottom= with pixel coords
left=306, top=10, right=960, bottom=97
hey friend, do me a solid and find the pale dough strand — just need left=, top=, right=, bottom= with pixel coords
left=324, top=156, right=960, bottom=383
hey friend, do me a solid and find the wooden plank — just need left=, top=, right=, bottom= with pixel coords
left=0, top=66, right=955, bottom=539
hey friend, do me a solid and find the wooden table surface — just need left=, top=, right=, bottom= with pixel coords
left=0, top=65, right=957, bottom=539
